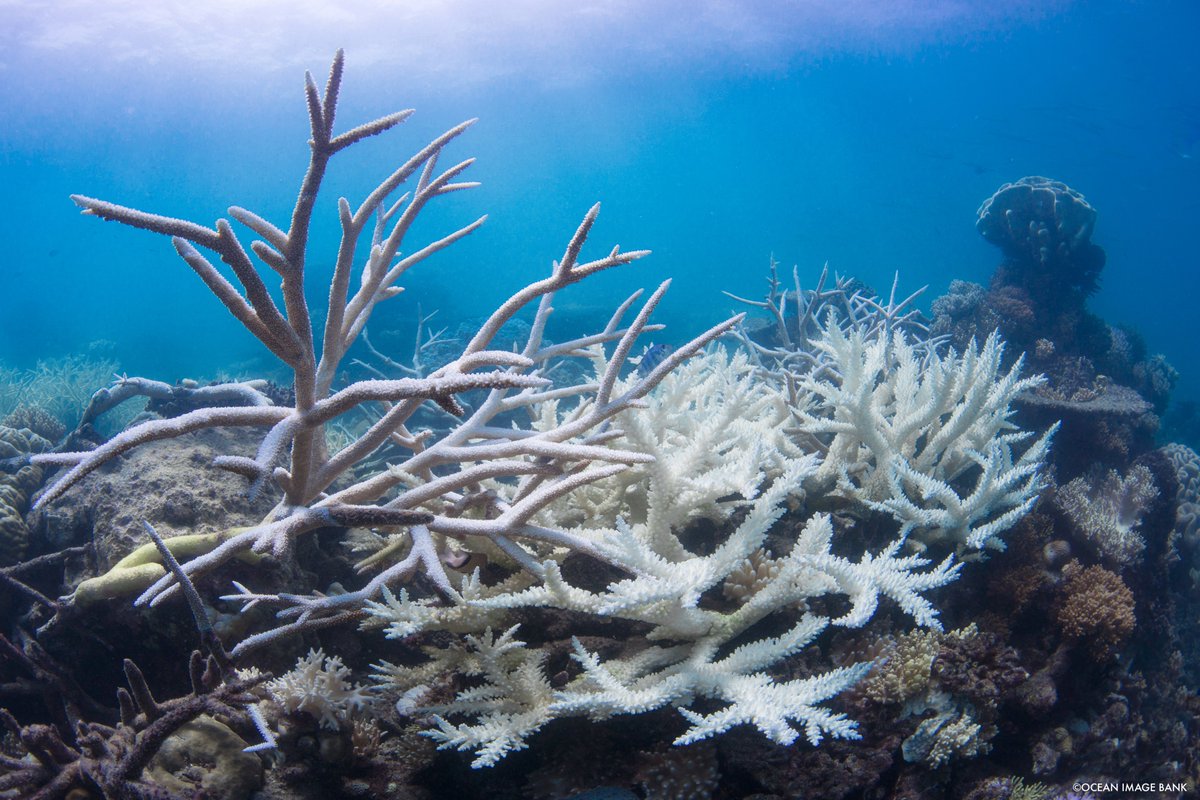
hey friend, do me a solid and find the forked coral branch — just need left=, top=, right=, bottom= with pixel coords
left=25, top=50, right=737, bottom=648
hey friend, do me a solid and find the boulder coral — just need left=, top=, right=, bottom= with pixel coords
left=0, top=425, right=50, bottom=564
left=976, top=176, right=1105, bottom=302
left=1160, top=442, right=1200, bottom=568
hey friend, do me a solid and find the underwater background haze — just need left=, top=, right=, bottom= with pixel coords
left=1, top=0, right=1198, bottom=399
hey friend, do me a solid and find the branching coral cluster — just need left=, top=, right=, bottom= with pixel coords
left=0, top=647, right=264, bottom=800
left=725, top=259, right=938, bottom=380
left=791, top=323, right=1057, bottom=551
left=262, top=648, right=375, bottom=730
left=17, top=51, right=1060, bottom=773
left=358, top=336, right=1048, bottom=764
left=370, top=466, right=961, bottom=766
left=28, top=51, right=736, bottom=626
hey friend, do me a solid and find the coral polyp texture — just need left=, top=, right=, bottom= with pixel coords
left=1053, top=464, right=1157, bottom=566
left=0, top=425, right=50, bottom=564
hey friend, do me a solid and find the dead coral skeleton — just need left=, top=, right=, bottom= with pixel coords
left=724, top=259, right=940, bottom=381
left=25, top=51, right=736, bottom=652
left=0, top=646, right=264, bottom=800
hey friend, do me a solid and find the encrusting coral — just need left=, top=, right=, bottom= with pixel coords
left=70, top=527, right=263, bottom=607
left=851, top=624, right=1026, bottom=772
left=10, top=51, right=1061, bottom=773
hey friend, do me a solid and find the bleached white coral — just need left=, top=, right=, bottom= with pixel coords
left=902, top=705, right=990, bottom=768
left=371, top=462, right=960, bottom=767
left=556, top=619, right=872, bottom=749
left=360, top=322, right=1048, bottom=767
left=540, top=346, right=805, bottom=549
left=26, top=49, right=1056, bottom=776
left=793, top=323, right=1055, bottom=550
left=416, top=626, right=558, bottom=767
left=265, top=648, right=375, bottom=730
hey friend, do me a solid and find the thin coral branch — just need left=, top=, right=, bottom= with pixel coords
left=142, top=521, right=232, bottom=671
left=31, top=405, right=290, bottom=508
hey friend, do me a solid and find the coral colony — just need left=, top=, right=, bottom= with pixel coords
left=1, top=52, right=1197, bottom=800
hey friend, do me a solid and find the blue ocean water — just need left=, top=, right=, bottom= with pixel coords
left=1, top=1, right=1197, bottom=401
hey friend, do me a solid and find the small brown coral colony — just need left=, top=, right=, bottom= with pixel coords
left=1054, top=563, right=1135, bottom=657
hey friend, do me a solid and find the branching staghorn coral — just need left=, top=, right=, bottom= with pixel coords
left=538, top=346, right=806, bottom=542
left=145, top=346, right=959, bottom=768
left=25, top=51, right=735, bottom=637
left=369, top=459, right=961, bottom=767
left=15, top=51, right=1061, bottom=775
left=0, top=648, right=265, bottom=800
left=331, top=347, right=992, bottom=767
left=219, top=311, right=1042, bottom=768
left=724, top=261, right=1053, bottom=554
left=73, top=375, right=276, bottom=433
left=725, top=259, right=938, bottom=380
left=0, top=352, right=122, bottom=434
left=791, top=321, right=1056, bottom=551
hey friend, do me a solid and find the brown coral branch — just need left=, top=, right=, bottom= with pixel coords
left=0, top=648, right=268, bottom=799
